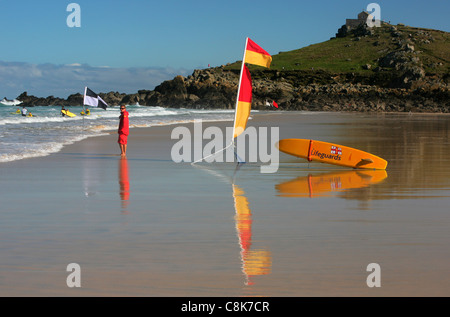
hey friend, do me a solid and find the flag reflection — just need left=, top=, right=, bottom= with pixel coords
left=233, top=184, right=271, bottom=285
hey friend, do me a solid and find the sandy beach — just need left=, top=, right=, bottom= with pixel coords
left=1, top=111, right=450, bottom=297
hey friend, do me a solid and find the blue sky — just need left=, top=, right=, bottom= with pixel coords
left=1, top=0, right=449, bottom=98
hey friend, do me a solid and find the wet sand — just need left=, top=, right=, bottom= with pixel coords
left=1, top=111, right=449, bottom=296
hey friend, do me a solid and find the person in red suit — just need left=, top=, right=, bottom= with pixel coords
left=118, top=105, right=129, bottom=156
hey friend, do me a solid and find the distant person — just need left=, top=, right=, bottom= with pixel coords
left=118, top=105, right=129, bottom=156
left=61, top=106, right=66, bottom=117
left=21, top=107, right=28, bottom=116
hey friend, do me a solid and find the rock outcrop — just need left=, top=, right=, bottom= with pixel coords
left=15, top=65, right=449, bottom=113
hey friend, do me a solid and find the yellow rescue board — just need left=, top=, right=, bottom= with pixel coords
left=276, top=138, right=387, bottom=170
left=276, top=170, right=387, bottom=198
left=61, top=110, right=76, bottom=117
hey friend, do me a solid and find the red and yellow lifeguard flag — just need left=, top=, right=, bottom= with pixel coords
left=244, top=38, right=272, bottom=68
left=232, top=38, right=271, bottom=139
left=233, top=65, right=252, bottom=138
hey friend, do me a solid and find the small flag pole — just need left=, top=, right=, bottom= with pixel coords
left=83, top=87, right=87, bottom=112
left=82, top=87, right=87, bottom=131
left=83, top=87, right=88, bottom=110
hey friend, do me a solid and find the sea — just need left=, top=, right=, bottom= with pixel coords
left=0, top=103, right=236, bottom=163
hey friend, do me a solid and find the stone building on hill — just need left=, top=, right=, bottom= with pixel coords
left=346, top=11, right=371, bottom=29
left=335, top=11, right=382, bottom=38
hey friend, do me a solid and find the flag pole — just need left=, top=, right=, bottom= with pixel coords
left=191, top=38, right=248, bottom=166
left=231, top=37, right=249, bottom=146
left=230, top=37, right=249, bottom=164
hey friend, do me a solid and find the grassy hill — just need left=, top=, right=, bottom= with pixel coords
left=225, top=23, right=449, bottom=81
left=144, top=22, right=449, bottom=112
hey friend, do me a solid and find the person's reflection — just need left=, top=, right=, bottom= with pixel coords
left=119, top=157, right=130, bottom=213
left=232, top=184, right=271, bottom=286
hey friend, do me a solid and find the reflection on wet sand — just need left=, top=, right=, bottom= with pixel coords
left=82, top=156, right=102, bottom=197
left=232, top=184, right=271, bottom=286
left=333, top=114, right=450, bottom=198
left=119, top=157, right=130, bottom=213
left=276, top=170, right=388, bottom=198
left=192, top=164, right=272, bottom=286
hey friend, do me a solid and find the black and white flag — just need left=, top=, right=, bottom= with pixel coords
left=83, top=87, right=108, bottom=110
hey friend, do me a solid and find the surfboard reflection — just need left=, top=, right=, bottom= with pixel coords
left=119, top=157, right=130, bottom=213
left=233, top=184, right=271, bottom=286
left=276, top=170, right=388, bottom=198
